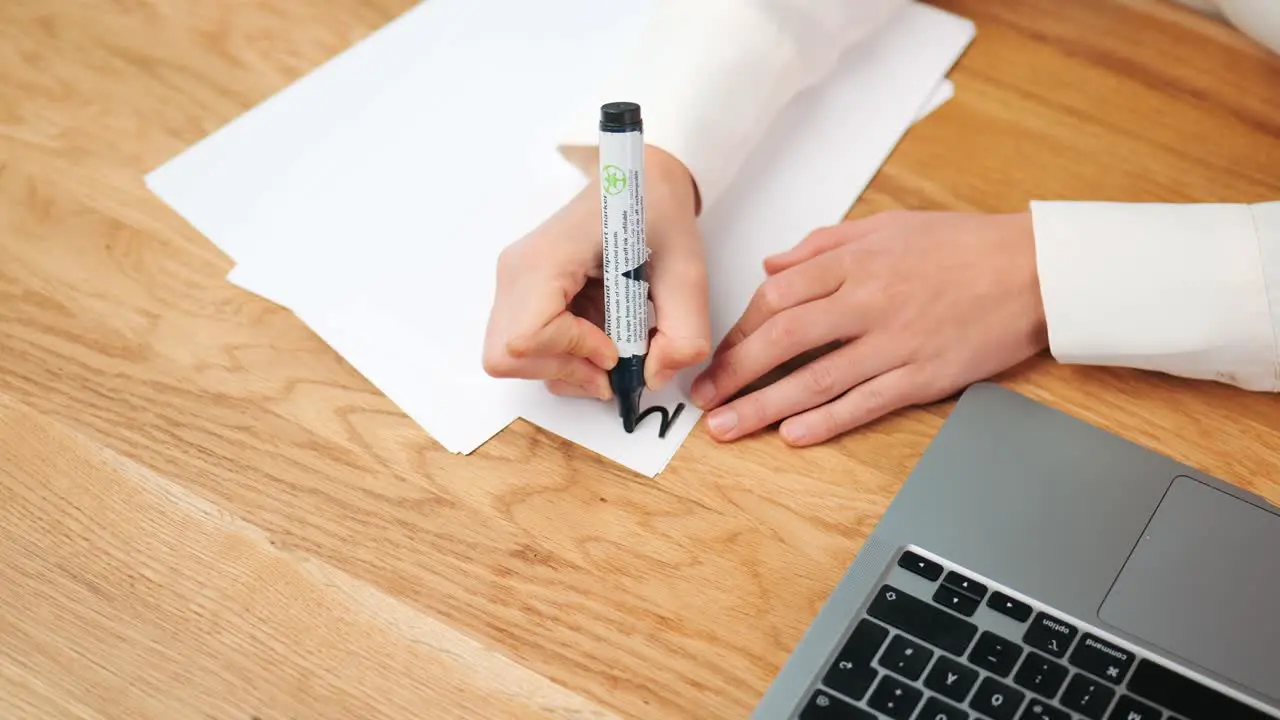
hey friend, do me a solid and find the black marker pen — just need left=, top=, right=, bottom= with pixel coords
left=599, top=101, right=648, bottom=432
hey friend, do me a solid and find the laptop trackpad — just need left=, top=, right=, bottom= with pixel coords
left=1099, top=475, right=1280, bottom=700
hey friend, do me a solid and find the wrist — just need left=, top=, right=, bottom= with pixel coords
left=1015, top=210, right=1049, bottom=349
left=645, top=145, right=701, bottom=217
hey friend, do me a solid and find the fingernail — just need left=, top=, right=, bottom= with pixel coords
left=691, top=377, right=715, bottom=407
left=707, top=408, right=737, bottom=437
left=781, top=420, right=807, bottom=444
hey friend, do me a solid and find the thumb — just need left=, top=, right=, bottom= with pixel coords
left=645, top=238, right=711, bottom=390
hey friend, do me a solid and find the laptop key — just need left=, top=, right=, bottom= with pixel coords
left=969, top=676, right=1026, bottom=720
left=866, top=585, right=978, bottom=655
left=1018, top=701, right=1072, bottom=720
left=1106, top=695, right=1162, bottom=720
left=876, top=634, right=932, bottom=681
left=933, top=584, right=980, bottom=617
left=1126, top=658, right=1272, bottom=720
left=941, top=570, right=988, bottom=600
left=1012, top=650, right=1069, bottom=699
left=799, top=689, right=876, bottom=719
left=1023, top=611, right=1078, bottom=659
left=969, top=630, right=1023, bottom=678
left=919, top=695, right=970, bottom=720
left=822, top=619, right=887, bottom=701
left=1068, top=633, right=1135, bottom=684
left=897, top=549, right=943, bottom=581
left=987, top=591, right=1033, bottom=622
left=1060, top=672, right=1115, bottom=719
left=924, top=655, right=979, bottom=703
left=866, top=674, right=923, bottom=719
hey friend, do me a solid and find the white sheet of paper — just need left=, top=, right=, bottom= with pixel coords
left=143, top=1, right=461, bottom=261
left=152, top=1, right=975, bottom=475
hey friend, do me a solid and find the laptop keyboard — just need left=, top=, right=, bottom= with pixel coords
left=797, top=547, right=1275, bottom=720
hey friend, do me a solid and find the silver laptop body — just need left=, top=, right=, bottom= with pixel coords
left=751, top=382, right=1280, bottom=720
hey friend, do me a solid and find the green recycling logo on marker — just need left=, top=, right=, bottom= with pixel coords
left=602, top=165, right=627, bottom=195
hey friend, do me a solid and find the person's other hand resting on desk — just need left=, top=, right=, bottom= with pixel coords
left=690, top=210, right=1049, bottom=445
left=482, top=146, right=710, bottom=400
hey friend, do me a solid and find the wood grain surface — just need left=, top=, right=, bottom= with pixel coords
left=0, top=1, right=1277, bottom=718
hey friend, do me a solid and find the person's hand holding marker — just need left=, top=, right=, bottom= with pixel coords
left=483, top=145, right=711, bottom=400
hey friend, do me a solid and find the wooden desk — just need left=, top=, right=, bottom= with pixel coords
left=0, top=1, right=1277, bottom=718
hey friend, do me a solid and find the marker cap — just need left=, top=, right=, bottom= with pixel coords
left=599, top=101, right=642, bottom=132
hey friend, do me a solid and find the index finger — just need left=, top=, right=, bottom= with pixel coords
left=693, top=298, right=845, bottom=410
left=716, top=256, right=843, bottom=357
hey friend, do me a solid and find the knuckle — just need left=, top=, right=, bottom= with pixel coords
left=836, top=241, right=863, bottom=268
left=721, top=325, right=746, bottom=350
left=714, top=350, right=745, bottom=386
left=758, top=277, right=789, bottom=314
left=861, top=382, right=893, bottom=413
left=691, top=338, right=712, bottom=363
left=546, top=378, right=595, bottom=399
left=767, top=316, right=801, bottom=348
left=496, top=243, right=516, bottom=265
left=856, top=377, right=915, bottom=425
left=801, top=360, right=840, bottom=397
left=814, top=404, right=844, bottom=430
left=482, top=346, right=516, bottom=377
left=906, top=362, right=950, bottom=400
left=857, top=286, right=888, bottom=317
left=801, top=226, right=832, bottom=247
left=554, top=359, right=586, bottom=384
left=821, top=224, right=850, bottom=244
left=561, top=322, right=585, bottom=357
left=495, top=244, right=523, bottom=277
left=675, top=337, right=711, bottom=365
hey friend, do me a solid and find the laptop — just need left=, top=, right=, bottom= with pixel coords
left=751, top=382, right=1280, bottom=720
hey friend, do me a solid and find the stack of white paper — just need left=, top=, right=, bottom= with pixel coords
left=146, top=0, right=975, bottom=477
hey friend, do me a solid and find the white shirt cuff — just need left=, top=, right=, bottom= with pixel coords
left=1031, top=200, right=1280, bottom=391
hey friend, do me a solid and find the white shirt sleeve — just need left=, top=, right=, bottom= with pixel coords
left=555, top=0, right=909, bottom=212
left=1031, top=200, right=1280, bottom=391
